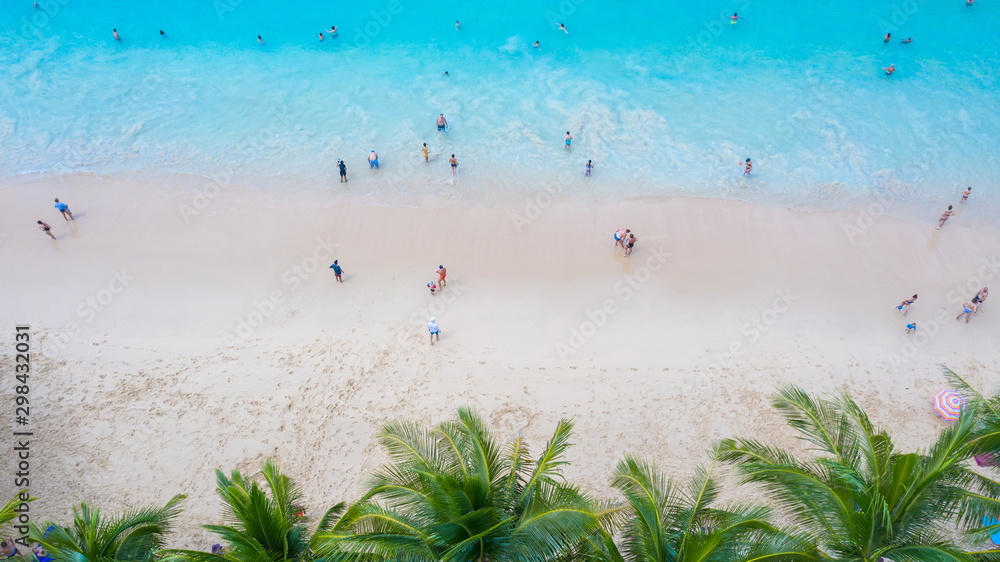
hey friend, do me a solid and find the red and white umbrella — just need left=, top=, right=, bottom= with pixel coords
left=933, top=389, right=964, bottom=421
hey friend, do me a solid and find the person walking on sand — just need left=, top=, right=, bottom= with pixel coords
left=37, top=220, right=55, bottom=240
left=957, top=301, right=978, bottom=323
left=623, top=233, right=637, bottom=257
left=427, top=281, right=437, bottom=296
left=428, top=317, right=440, bottom=344
left=961, top=186, right=971, bottom=203
left=437, top=265, right=447, bottom=287
left=329, top=260, right=344, bottom=282
left=422, top=143, right=429, bottom=163
left=368, top=150, right=379, bottom=168
left=436, top=114, right=449, bottom=132
left=449, top=154, right=458, bottom=175
left=338, top=159, right=347, bottom=183
left=54, top=198, right=74, bottom=221
left=614, top=228, right=630, bottom=248
left=585, top=160, right=593, bottom=176
left=937, top=205, right=954, bottom=229
left=564, top=131, right=572, bottom=149
left=897, top=294, right=917, bottom=316
left=905, top=322, right=917, bottom=335
left=973, top=287, right=988, bottom=312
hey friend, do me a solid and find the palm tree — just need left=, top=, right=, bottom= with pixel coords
left=718, top=385, right=998, bottom=562
left=29, top=494, right=184, bottom=562
left=584, top=452, right=817, bottom=562
left=939, top=367, right=1000, bottom=560
left=161, top=459, right=344, bottom=562
left=315, top=407, right=621, bottom=562
left=1, top=492, right=34, bottom=530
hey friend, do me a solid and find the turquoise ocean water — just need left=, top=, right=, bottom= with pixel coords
left=1, top=0, right=997, bottom=213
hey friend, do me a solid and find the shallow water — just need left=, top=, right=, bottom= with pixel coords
left=1, top=0, right=997, bottom=214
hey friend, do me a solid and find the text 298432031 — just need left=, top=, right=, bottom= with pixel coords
left=11, top=325, right=34, bottom=547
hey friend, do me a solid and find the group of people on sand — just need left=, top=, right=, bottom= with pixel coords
left=36, top=198, right=75, bottom=241
left=898, top=187, right=981, bottom=334
left=614, top=228, right=638, bottom=258
left=327, top=260, right=446, bottom=345
left=936, top=187, right=972, bottom=230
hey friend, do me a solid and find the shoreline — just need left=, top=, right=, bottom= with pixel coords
left=1, top=172, right=999, bottom=544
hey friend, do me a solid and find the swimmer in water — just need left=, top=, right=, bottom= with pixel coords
left=731, top=12, right=740, bottom=24
left=455, top=20, right=461, bottom=30
left=884, top=32, right=891, bottom=42
left=742, top=158, right=752, bottom=175
left=160, top=30, right=166, bottom=37
left=967, top=0, right=974, bottom=6
left=319, top=32, right=324, bottom=41
left=34, top=1, right=39, bottom=7
left=258, top=35, right=264, bottom=44
left=113, top=28, right=120, bottom=41
left=558, top=23, right=568, bottom=34
left=883, top=63, right=895, bottom=75
left=533, top=40, right=540, bottom=49
left=436, top=114, right=449, bottom=132
left=444, top=71, right=449, bottom=77
left=326, top=26, right=338, bottom=35
left=901, top=37, right=912, bottom=43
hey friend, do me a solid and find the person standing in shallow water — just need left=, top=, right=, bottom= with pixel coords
left=741, top=158, right=752, bottom=175
left=422, top=143, right=429, bottom=163
left=564, top=131, right=572, bottom=149
left=338, top=159, right=347, bottom=183
left=937, top=205, right=953, bottom=229
left=449, top=154, right=458, bottom=175
left=585, top=160, right=593, bottom=176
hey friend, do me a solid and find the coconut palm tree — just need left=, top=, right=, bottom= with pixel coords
left=583, top=452, right=818, bottom=562
left=29, top=494, right=184, bottom=562
left=161, top=459, right=344, bottom=562
left=718, top=385, right=998, bottom=562
left=315, top=407, right=621, bottom=562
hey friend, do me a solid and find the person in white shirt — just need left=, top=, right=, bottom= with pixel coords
left=428, top=317, right=440, bottom=345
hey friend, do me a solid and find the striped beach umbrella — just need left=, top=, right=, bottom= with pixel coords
left=933, top=389, right=964, bottom=420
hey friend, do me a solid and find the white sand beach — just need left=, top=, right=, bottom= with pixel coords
left=2, top=173, right=998, bottom=544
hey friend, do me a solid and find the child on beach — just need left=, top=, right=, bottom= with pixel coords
left=427, top=282, right=437, bottom=296
left=329, top=260, right=344, bottom=282
left=369, top=150, right=379, bottom=168
left=897, top=294, right=917, bottom=316
left=564, top=131, right=572, bottom=149
left=54, top=198, right=74, bottom=221
left=428, top=317, right=440, bottom=344
left=905, top=322, right=917, bottom=335
left=37, top=220, right=55, bottom=240
left=937, top=205, right=953, bottom=229
left=585, top=160, right=593, bottom=176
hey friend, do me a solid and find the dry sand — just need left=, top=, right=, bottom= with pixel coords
left=1, top=173, right=998, bottom=545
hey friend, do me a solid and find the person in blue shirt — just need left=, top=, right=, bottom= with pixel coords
left=54, top=198, right=74, bottom=221
left=329, top=260, right=344, bottom=282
